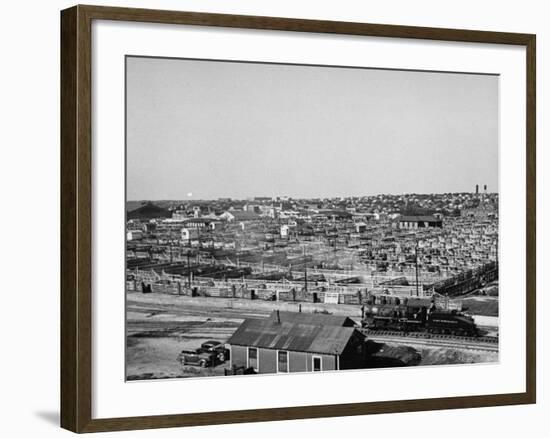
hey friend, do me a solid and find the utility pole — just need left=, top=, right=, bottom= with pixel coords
left=169, top=227, right=173, bottom=264
left=187, top=250, right=191, bottom=288
left=303, top=246, right=308, bottom=292
left=414, top=241, right=420, bottom=297
left=495, top=231, right=499, bottom=266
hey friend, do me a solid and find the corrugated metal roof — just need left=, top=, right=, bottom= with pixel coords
left=267, top=310, right=356, bottom=327
left=227, top=318, right=362, bottom=355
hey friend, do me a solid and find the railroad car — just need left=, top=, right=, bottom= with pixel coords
left=426, top=310, right=478, bottom=336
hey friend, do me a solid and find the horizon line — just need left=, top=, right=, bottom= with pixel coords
left=127, top=191, right=499, bottom=203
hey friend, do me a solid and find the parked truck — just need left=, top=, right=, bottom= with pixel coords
left=177, top=340, right=229, bottom=368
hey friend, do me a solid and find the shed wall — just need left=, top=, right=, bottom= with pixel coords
left=288, top=350, right=308, bottom=372
left=231, top=345, right=248, bottom=368
left=259, top=348, right=277, bottom=374
left=229, top=345, right=337, bottom=373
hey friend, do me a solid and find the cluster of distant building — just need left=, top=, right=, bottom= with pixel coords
left=126, top=186, right=498, bottom=279
left=128, top=185, right=496, bottom=228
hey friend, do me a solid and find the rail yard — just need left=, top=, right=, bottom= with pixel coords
left=126, top=191, right=499, bottom=380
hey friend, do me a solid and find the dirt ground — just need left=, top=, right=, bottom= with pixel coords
left=126, top=292, right=498, bottom=380
left=460, top=296, right=499, bottom=317
left=417, top=346, right=498, bottom=365
left=365, top=341, right=497, bottom=368
left=126, top=293, right=255, bottom=380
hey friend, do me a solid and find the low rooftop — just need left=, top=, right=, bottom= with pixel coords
left=227, top=314, right=363, bottom=355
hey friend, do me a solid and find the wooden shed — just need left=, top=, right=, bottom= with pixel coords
left=227, top=311, right=367, bottom=374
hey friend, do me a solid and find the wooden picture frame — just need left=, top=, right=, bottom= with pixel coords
left=60, top=4, right=536, bottom=433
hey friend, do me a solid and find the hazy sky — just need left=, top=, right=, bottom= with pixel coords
left=126, top=56, right=498, bottom=201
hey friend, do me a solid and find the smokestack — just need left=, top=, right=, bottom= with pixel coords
left=484, top=184, right=487, bottom=193
left=475, top=184, right=479, bottom=195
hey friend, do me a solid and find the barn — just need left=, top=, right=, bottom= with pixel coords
left=227, top=311, right=367, bottom=374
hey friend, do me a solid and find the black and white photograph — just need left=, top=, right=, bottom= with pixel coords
left=1, top=0, right=543, bottom=435
left=125, top=56, right=499, bottom=381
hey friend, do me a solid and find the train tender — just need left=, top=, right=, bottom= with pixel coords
left=361, top=295, right=478, bottom=337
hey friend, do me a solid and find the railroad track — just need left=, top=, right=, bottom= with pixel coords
left=360, top=329, right=499, bottom=352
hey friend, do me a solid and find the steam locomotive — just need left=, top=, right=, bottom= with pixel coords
left=361, top=295, right=478, bottom=337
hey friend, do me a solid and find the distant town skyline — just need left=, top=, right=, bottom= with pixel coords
left=127, top=190, right=498, bottom=203
left=127, top=57, right=499, bottom=201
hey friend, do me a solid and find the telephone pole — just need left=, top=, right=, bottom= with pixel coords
left=303, top=246, right=308, bottom=292
left=169, top=227, right=173, bottom=263
left=187, top=251, right=191, bottom=288
left=414, top=241, right=420, bottom=297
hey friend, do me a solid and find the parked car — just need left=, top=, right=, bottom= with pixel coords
left=178, top=342, right=229, bottom=368
left=199, top=340, right=222, bottom=352
left=199, top=340, right=229, bottom=362
left=177, top=349, right=215, bottom=368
